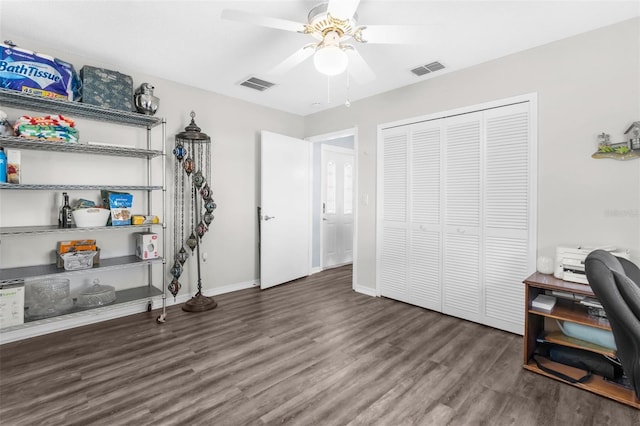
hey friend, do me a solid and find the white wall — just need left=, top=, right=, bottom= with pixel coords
left=3, top=18, right=639, bottom=299
left=304, top=18, right=640, bottom=290
left=0, top=35, right=305, bottom=298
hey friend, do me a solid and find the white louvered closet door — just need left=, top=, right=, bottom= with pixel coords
left=379, top=128, right=409, bottom=303
left=409, top=122, right=443, bottom=311
left=377, top=96, right=535, bottom=335
left=442, top=112, right=483, bottom=323
left=482, top=102, right=533, bottom=334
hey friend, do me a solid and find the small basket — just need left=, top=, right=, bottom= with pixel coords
left=60, top=251, right=97, bottom=271
left=56, top=248, right=100, bottom=269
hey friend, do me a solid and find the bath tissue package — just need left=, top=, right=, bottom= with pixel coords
left=0, top=43, right=79, bottom=100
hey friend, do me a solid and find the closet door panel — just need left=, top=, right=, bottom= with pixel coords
left=484, top=236, right=528, bottom=333
left=382, top=131, right=408, bottom=223
left=410, top=124, right=441, bottom=225
left=408, top=122, right=443, bottom=311
left=380, top=226, right=409, bottom=303
left=442, top=232, right=481, bottom=322
left=409, top=228, right=441, bottom=311
left=379, top=128, right=409, bottom=301
left=442, top=113, right=482, bottom=322
left=444, top=117, right=481, bottom=228
left=482, top=102, right=532, bottom=334
left=485, top=105, right=530, bottom=232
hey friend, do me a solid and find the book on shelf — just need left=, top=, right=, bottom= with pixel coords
left=579, top=297, right=603, bottom=309
left=532, top=294, right=557, bottom=312
left=580, top=297, right=608, bottom=319
left=551, top=290, right=586, bottom=302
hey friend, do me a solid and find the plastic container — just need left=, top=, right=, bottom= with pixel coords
left=77, top=280, right=116, bottom=308
left=558, top=320, right=617, bottom=350
left=72, top=208, right=110, bottom=227
left=60, top=251, right=97, bottom=271
left=26, top=278, right=73, bottom=320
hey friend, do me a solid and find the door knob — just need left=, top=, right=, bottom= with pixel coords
left=264, top=215, right=276, bottom=221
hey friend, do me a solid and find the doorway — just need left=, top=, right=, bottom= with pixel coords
left=321, top=145, right=354, bottom=269
left=307, top=128, right=358, bottom=289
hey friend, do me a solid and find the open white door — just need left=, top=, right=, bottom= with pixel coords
left=321, top=145, right=354, bottom=269
left=260, top=130, right=311, bottom=289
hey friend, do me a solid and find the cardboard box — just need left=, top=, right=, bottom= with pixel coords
left=131, top=215, right=159, bottom=225
left=57, top=239, right=97, bottom=254
left=135, top=232, right=158, bottom=260
left=80, top=65, right=133, bottom=111
left=0, top=283, right=25, bottom=328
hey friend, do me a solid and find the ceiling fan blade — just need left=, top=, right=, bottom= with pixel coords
left=356, top=25, right=432, bottom=44
left=221, top=9, right=306, bottom=33
left=327, top=0, right=361, bottom=20
left=268, top=45, right=316, bottom=75
left=346, top=48, right=375, bottom=85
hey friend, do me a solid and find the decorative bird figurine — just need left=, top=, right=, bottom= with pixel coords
left=134, top=83, right=159, bottom=115
left=0, top=110, right=14, bottom=136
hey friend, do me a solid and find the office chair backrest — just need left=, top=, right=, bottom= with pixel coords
left=584, top=249, right=640, bottom=399
left=619, top=257, right=640, bottom=289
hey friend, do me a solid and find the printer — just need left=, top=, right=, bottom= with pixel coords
left=554, top=246, right=630, bottom=284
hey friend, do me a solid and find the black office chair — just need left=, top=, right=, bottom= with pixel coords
left=585, top=250, right=640, bottom=399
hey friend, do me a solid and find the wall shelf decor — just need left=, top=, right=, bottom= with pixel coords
left=593, top=128, right=640, bottom=160
left=591, top=151, right=640, bottom=160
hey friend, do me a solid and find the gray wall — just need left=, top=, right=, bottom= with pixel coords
left=304, top=18, right=640, bottom=291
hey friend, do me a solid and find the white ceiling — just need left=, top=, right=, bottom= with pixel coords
left=1, top=1, right=639, bottom=116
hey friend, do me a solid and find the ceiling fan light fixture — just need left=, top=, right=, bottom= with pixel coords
left=314, top=45, right=348, bottom=76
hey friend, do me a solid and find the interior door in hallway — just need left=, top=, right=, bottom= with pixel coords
left=260, top=130, right=311, bottom=289
left=321, top=145, right=354, bottom=269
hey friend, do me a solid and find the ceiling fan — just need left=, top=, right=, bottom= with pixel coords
left=221, top=0, right=429, bottom=84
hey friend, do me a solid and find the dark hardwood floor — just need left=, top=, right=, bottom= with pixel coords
left=1, top=265, right=638, bottom=425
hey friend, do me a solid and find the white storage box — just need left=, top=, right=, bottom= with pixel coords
left=0, top=283, right=25, bottom=328
left=136, top=232, right=158, bottom=260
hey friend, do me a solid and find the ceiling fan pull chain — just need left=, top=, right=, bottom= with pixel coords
left=327, top=75, right=331, bottom=104
left=345, top=68, right=351, bottom=107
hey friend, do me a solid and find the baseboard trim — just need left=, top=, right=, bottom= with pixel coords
left=203, top=280, right=259, bottom=297
left=354, top=285, right=377, bottom=298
